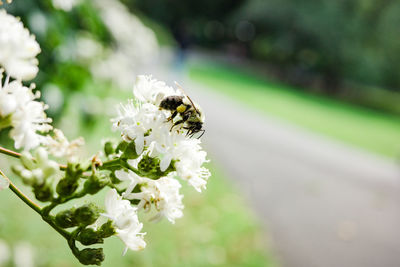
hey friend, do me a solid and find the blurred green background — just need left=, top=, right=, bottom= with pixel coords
left=0, top=0, right=276, bottom=266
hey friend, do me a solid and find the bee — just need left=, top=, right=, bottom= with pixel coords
left=159, top=83, right=205, bottom=138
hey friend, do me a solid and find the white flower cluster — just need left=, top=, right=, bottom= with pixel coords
left=91, top=0, right=159, bottom=89
left=0, top=10, right=84, bottom=156
left=0, top=10, right=40, bottom=81
left=103, top=189, right=146, bottom=253
left=0, top=71, right=52, bottom=150
left=44, top=129, right=84, bottom=162
left=113, top=75, right=211, bottom=192
left=107, top=75, right=210, bottom=251
left=0, top=10, right=52, bottom=151
left=115, top=169, right=184, bottom=224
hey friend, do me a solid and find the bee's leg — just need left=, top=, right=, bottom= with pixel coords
left=166, top=111, right=178, bottom=122
left=197, top=130, right=205, bottom=139
left=170, top=120, right=184, bottom=131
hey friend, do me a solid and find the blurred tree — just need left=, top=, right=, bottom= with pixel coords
left=127, top=0, right=245, bottom=49
left=233, top=0, right=400, bottom=93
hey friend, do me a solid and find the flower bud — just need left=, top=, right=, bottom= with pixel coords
left=12, top=165, right=34, bottom=185
left=65, top=163, right=84, bottom=182
left=116, top=141, right=128, bottom=153
left=33, top=182, right=53, bottom=202
left=31, top=168, right=44, bottom=181
left=20, top=152, right=35, bottom=170
left=83, top=174, right=108, bottom=195
left=77, top=228, right=103, bottom=246
left=104, top=141, right=115, bottom=156
left=55, top=208, right=78, bottom=228
left=75, top=203, right=100, bottom=226
left=77, top=248, right=104, bottom=266
left=137, top=155, right=163, bottom=179
left=98, top=220, right=116, bottom=238
left=122, top=141, right=138, bottom=159
left=43, top=161, right=59, bottom=179
left=35, top=147, right=48, bottom=165
left=56, top=178, right=78, bottom=197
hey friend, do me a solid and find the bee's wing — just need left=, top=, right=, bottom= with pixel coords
left=174, top=82, right=201, bottom=114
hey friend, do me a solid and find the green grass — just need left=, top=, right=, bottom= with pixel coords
left=189, top=61, right=400, bottom=158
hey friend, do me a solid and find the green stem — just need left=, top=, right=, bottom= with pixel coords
left=69, top=227, right=84, bottom=258
left=42, top=215, right=71, bottom=240
left=0, top=169, right=71, bottom=240
left=99, top=158, right=121, bottom=170
left=0, top=169, right=42, bottom=214
left=43, top=189, right=88, bottom=216
left=0, top=146, right=67, bottom=170
left=0, top=146, right=21, bottom=160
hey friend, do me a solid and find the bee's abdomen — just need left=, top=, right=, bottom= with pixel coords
left=159, top=95, right=184, bottom=110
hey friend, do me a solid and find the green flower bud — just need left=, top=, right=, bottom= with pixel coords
left=137, top=155, right=160, bottom=178
left=12, top=165, right=34, bottom=185
left=33, top=182, right=53, bottom=202
left=56, top=178, right=78, bottom=197
left=65, top=163, right=84, bottom=181
left=31, top=169, right=44, bottom=182
left=55, top=208, right=78, bottom=228
left=77, top=248, right=104, bottom=266
left=35, top=147, right=48, bottom=165
left=116, top=141, right=129, bottom=153
left=122, top=141, right=138, bottom=159
left=83, top=174, right=109, bottom=195
left=104, top=141, right=115, bottom=156
left=75, top=203, right=100, bottom=226
left=77, top=228, right=103, bottom=246
left=137, top=155, right=176, bottom=179
left=20, top=152, right=35, bottom=170
left=98, top=220, right=116, bottom=238
left=43, top=161, right=59, bottom=179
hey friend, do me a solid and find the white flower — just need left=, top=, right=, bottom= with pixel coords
left=112, top=101, right=166, bottom=154
left=148, top=177, right=183, bottom=223
left=133, top=75, right=178, bottom=105
left=45, top=129, right=84, bottom=161
left=114, top=169, right=145, bottom=197
left=52, top=0, right=79, bottom=11
left=149, top=133, right=210, bottom=192
left=0, top=177, right=9, bottom=191
left=116, top=170, right=184, bottom=224
left=10, top=100, right=52, bottom=150
left=0, top=74, right=52, bottom=150
left=0, top=10, right=40, bottom=80
left=103, top=189, right=146, bottom=253
left=172, top=139, right=210, bottom=192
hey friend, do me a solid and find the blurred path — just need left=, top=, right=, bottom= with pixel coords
left=153, top=55, right=400, bottom=267
left=188, top=84, right=400, bottom=267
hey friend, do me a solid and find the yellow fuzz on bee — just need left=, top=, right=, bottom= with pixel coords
left=177, top=105, right=186, bottom=113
